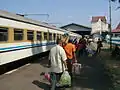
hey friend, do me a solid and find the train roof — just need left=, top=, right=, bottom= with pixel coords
left=0, top=10, right=81, bottom=37
left=0, top=10, right=66, bottom=32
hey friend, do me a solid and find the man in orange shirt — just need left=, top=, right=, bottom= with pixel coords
left=64, top=39, right=77, bottom=78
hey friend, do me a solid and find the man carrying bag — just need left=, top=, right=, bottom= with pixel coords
left=49, top=39, right=69, bottom=89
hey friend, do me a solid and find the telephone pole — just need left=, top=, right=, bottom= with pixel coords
left=109, top=0, right=112, bottom=50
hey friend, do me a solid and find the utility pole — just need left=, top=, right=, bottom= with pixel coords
left=109, top=0, right=112, bottom=50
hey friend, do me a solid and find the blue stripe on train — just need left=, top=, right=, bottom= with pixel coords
left=106, top=38, right=120, bottom=42
left=0, top=42, right=56, bottom=51
left=106, top=40, right=120, bottom=46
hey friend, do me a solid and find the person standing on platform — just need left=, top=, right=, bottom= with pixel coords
left=96, top=38, right=103, bottom=54
left=49, top=39, right=67, bottom=82
left=64, top=39, right=77, bottom=78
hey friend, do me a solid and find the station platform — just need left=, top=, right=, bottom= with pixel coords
left=0, top=43, right=113, bottom=90
left=0, top=56, right=93, bottom=90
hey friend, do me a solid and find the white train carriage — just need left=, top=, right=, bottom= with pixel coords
left=0, top=10, right=80, bottom=66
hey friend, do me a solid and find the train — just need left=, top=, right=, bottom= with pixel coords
left=0, top=10, right=81, bottom=66
left=105, top=34, right=120, bottom=46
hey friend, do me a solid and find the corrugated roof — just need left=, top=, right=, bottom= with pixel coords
left=60, top=23, right=91, bottom=29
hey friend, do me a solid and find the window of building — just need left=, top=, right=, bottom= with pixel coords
left=0, top=27, right=8, bottom=42
left=49, top=33, right=52, bottom=40
left=37, top=31, right=41, bottom=41
left=27, top=30, right=34, bottom=40
left=14, top=29, right=23, bottom=40
left=44, top=32, right=47, bottom=40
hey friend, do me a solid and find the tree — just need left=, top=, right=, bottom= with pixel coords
left=111, top=0, right=120, bottom=3
left=111, top=0, right=120, bottom=9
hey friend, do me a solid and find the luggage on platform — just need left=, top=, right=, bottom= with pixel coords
left=44, top=72, right=51, bottom=82
left=86, top=48, right=95, bottom=57
left=72, top=63, right=82, bottom=75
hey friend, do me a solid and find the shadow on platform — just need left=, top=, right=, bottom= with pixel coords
left=74, top=56, right=113, bottom=90
left=32, top=54, right=113, bottom=90
left=32, top=80, right=50, bottom=90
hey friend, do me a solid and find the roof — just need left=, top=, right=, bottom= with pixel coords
left=112, top=29, right=120, bottom=33
left=60, top=23, right=91, bottom=29
left=0, top=10, right=65, bottom=32
left=91, top=16, right=106, bottom=23
left=116, top=23, right=120, bottom=29
left=112, top=23, right=120, bottom=33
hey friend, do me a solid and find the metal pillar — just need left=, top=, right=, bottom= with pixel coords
left=109, top=0, right=112, bottom=50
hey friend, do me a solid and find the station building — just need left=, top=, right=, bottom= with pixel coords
left=60, top=23, right=91, bottom=36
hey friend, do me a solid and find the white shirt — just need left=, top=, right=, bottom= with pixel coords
left=49, top=45, right=67, bottom=73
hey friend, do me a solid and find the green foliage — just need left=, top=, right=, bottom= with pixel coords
left=111, top=0, right=120, bottom=3
left=111, top=0, right=120, bottom=10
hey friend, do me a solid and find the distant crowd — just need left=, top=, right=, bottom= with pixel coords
left=48, top=34, right=103, bottom=87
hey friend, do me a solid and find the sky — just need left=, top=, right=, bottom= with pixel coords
left=0, top=0, right=119, bottom=28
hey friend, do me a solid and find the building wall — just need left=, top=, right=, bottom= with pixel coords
left=91, top=19, right=109, bottom=34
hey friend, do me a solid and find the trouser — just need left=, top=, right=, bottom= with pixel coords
left=66, top=59, right=73, bottom=81
left=55, top=72, right=63, bottom=82
left=79, top=48, right=86, bottom=57
left=96, top=47, right=101, bottom=54
left=50, top=72, right=62, bottom=89
left=50, top=72, right=63, bottom=82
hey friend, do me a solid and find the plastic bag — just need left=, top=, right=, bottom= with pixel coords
left=72, top=63, right=81, bottom=75
left=43, top=68, right=51, bottom=82
left=59, top=71, right=71, bottom=86
left=44, top=72, right=51, bottom=82
left=86, top=48, right=95, bottom=56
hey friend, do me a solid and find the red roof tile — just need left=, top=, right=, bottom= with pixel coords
left=112, top=29, right=117, bottom=32
left=91, top=16, right=106, bottom=23
left=116, top=23, right=120, bottom=29
left=112, top=23, right=120, bottom=33
left=112, top=29, right=120, bottom=32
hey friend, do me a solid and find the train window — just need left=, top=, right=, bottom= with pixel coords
left=57, top=34, right=60, bottom=39
left=61, top=34, right=63, bottom=37
left=0, top=27, right=8, bottom=42
left=44, top=32, right=47, bottom=40
left=59, top=34, right=61, bottom=39
left=27, top=30, right=33, bottom=40
left=14, top=29, right=23, bottom=40
left=60, top=34, right=62, bottom=39
left=37, top=31, right=41, bottom=41
left=49, top=33, right=52, bottom=40
left=53, top=33, right=56, bottom=40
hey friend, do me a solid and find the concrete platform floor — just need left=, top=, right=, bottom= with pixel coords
left=0, top=56, right=95, bottom=90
